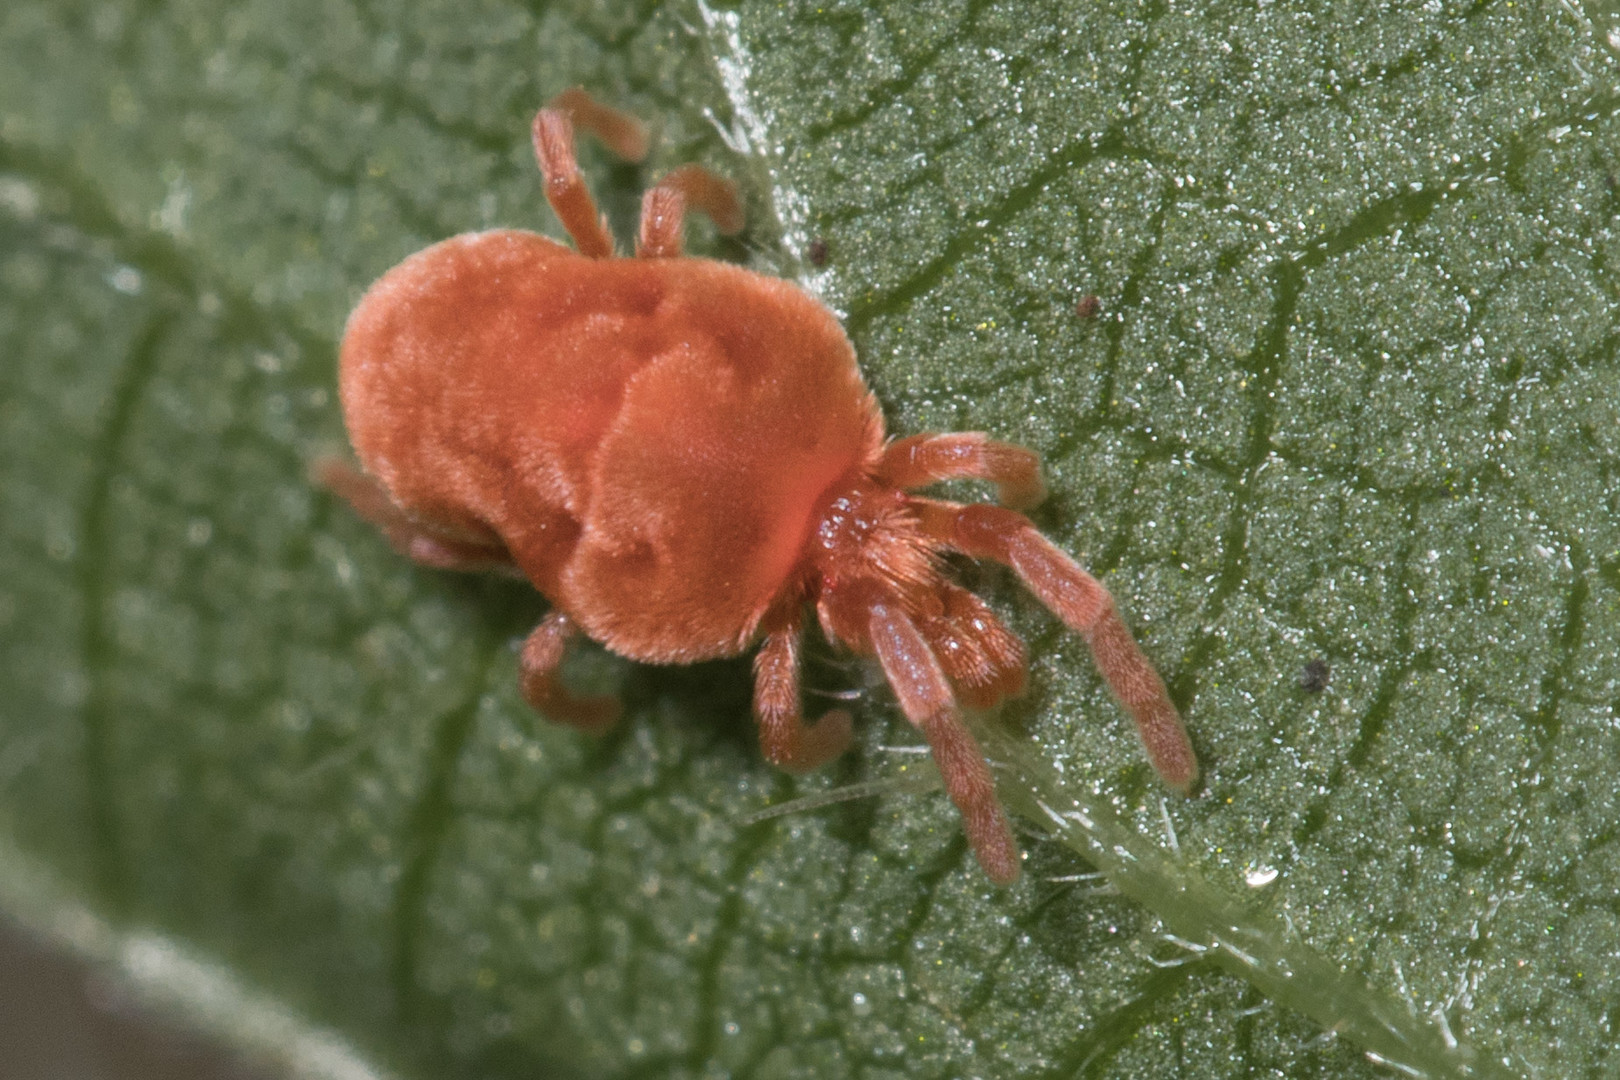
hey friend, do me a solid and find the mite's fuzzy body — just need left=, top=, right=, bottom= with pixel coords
left=324, top=94, right=1198, bottom=884
left=341, top=232, right=878, bottom=662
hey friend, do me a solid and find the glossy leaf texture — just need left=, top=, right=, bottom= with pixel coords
left=2, top=1, right=1618, bottom=1077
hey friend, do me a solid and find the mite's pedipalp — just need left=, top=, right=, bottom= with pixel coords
left=916, top=583, right=1027, bottom=709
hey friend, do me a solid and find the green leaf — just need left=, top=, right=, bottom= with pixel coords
left=2, top=1, right=1617, bottom=1077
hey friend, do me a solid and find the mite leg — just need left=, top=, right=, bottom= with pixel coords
left=313, top=457, right=515, bottom=573
left=868, top=602, right=1021, bottom=885
left=531, top=109, right=616, bottom=259
left=637, top=165, right=744, bottom=258
left=916, top=584, right=1028, bottom=709
left=875, top=433, right=1046, bottom=509
left=913, top=499, right=1198, bottom=794
left=519, top=611, right=621, bottom=733
left=753, top=607, right=854, bottom=773
left=546, top=86, right=650, bottom=163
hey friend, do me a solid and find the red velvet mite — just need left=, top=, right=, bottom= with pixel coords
left=321, top=91, right=1197, bottom=885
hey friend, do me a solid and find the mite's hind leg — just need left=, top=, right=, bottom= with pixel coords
left=540, top=89, right=653, bottom=252
left=546, top=87, right=650, bottom=163
left=913, top=499, right=1198, bottom=794
left=868, top=602, right=1021, bottom=886
left=531, top=109, right=616, bottom=259
left=637, top=165, right=744, bottom=258
left=520, top=611, right=621, bottom=733
left=753, top=605, right=854, bottom=773
left=314, top=458, right=515, bottom=573
left=877, top=434, right=1046, bottom=509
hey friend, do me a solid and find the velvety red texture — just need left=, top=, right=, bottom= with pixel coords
left=340, top=229, right=881, bottom=662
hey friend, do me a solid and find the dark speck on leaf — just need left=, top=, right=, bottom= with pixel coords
left=807, top=237, right=830, bottom=267
left=1075, top=294, right=1101, bottom=319
left=1299, top=658, right=1330, bottom=694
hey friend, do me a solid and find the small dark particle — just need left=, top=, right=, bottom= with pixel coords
left=806, top=237, right=830, bottom=267
left=1075, top=294, right=1101, bottom=320
left=1299, top=658, right=1330, bottom=694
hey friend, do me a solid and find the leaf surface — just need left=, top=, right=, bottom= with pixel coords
left=1, top=1, right=1617, bottom=1077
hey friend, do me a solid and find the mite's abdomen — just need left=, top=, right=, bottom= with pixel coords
left=338, top=229, right=880, bottom=662
left=340, top=231, right=668, bottom=580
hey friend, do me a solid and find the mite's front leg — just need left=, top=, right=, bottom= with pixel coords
left=868, top=601, right=1021, bottom=885
left=875, top=433, right=1045, bottom=509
